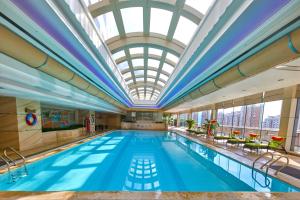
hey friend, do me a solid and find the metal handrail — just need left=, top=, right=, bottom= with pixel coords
left=0, top=155, right=15, bottom=182
left=252, top=152, right=274, bottom=170
left=251, top=152, right=274, bottom=187
left=266, top=155, right=289, bottom=175
left=3, top=147, right=28, bottom=175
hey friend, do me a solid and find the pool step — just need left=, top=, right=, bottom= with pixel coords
left=1, top=147, right=28, bottom=183
left=251, top=152, right=289, bottom=187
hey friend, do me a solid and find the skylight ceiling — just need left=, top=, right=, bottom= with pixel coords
left=87, top=0, right=212, bottom=103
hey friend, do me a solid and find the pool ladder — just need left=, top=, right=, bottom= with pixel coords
left=251, top=152, right=289, bottom=187
left=0, top=147, right=28, bottom=182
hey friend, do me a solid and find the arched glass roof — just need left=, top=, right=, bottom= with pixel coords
left=85, top=0, right=213, bottom=102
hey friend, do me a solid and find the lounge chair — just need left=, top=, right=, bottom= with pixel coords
left=243, top=136, right=287, bottom=154
left=213, top=134, right=234, bottom=143
left=194, top=129, right=207, bottom=136
left=226, top=138, right=249, bottom=146
left=226, top=132, right=258, bottom=146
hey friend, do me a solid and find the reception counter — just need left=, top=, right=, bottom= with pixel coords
left=121, top=121, right=167, bottom=130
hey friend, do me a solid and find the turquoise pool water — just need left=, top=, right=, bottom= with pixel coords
left=0, top=130, right=299, bottom=192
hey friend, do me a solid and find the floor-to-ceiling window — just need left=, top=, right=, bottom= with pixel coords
left=216, top=100, right=282, bottom=138
left=216, top=108, right=224, bottom=133
left=291, top=99, right=300, bottom=153
left=222, top=107, right=234, bottom=135
left=179, top=113, right=188, bottom=127
left=192, top=110, right=211, bottom=127
left=244, top=103, right=264, bottom=137
left=260, top=100, right=282, bottom=140
left=232, top=106, right=246, bottom=134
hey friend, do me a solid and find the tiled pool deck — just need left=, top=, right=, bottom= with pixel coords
left=0, top=129, right=299, bottom=199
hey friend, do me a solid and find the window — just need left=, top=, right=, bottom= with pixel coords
left=129, top=47, right=143, bottom=55
left=149, top=48, right=163, bottom=56
left=173, top=16, right=198, bottom=45
left=292, top=99, right=300, bottom=153
left=123, top=72, right=131, bottom=79
left=121, top=7, right=143, bottom=33
left=159, top=74, right=168, bottom=82
left=148, top=70, right=157, bottom=77
left=126, top=79, right=134, bottom=84
left=157, top=80, right=165, bottom=87
left=147, top=78, right=155, bottom=83
left=162, top=63, right=174, bottom=74
left=244, top=103, right=263, bottom=137
left=217, top=109, right=224, bottom=133
left=118, top=61, right=129, bottom=71
left=179, top=113, right=188, bottom=127
left=232, top=106, right=246, bottom=134
left=112, top=50, right=125, bottom=60
left=166, top=52, right=179, bottom=63
left=134, top=70, right=144, bottom=76
left=216, top=101, right=282, bottom=139
left=148, top=59, right=160, bottom=68
left=261, top=100, right=282, bottom=140
left=135, top=77, right=144, bottom=82
left=185, top=0, right=213, bottom=14
left=150, top=8, right=172, bottom=36
left=192, top=110, right=211, bottom=127
left=95, top=12, right=119, bottom=40
left=132, top=58, right=144, bottom=67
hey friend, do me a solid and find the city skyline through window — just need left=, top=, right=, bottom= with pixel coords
left=216, top=100, right=283, bottom=139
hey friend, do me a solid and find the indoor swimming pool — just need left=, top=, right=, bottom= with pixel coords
left=0, top=130, right=299, bottom=192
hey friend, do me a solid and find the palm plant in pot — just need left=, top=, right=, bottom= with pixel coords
left=186, top=119, right=195, bottom=133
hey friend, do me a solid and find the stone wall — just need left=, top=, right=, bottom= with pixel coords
left=0, top=96, right=19, bottom=150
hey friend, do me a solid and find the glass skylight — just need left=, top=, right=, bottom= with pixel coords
left=112, top=50, right=125, bottom=60
left=95, top=12, right=119, bottom=40
left=148, top=70, right=157, bottom=77
left=126, top=79, right=134, bottom=84
left=148, top=59, right=160, bottom=68
left=147, top=78, right=155, bottom=83
left=150, top=8, right=172, bottom=36
left=149, top=48, right=163, bottom=56
left=185, top=0, right=213, bottom=14
left=123, top=72, right=131, bottom=79
left=154, top=89, right=160, bottom=94
left=130, top=47, right=143, bottom=55
left=132, top=58, right=144, bottom=67
left=157, top=80, right=165, bottom=87
left=166, top=52, right=179, bottom=63
left=118, top=61, right=129, bottom=71
left=135, top=77, right=144, bottom=82
left=121, top=7, right=143, bottom=33
left=83, top=0, right=101, bottom=6
left=159, top=74, right=169, bottom=82
left=173, top=16, right=198, bottom=44
left=89, top=0, right=204, bottom=102
left=162, top=63, right=174, bottom=74
left=134, top=70, right=144, bottom=76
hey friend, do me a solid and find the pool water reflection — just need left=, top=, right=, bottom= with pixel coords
left=0, top=130, right=298, bottom=192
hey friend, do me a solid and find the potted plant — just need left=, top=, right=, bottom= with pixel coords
left=186, top=119, right=195, bottom=132
left=203, top=119, right=219, bottom=137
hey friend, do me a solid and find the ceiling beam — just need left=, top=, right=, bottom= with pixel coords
left=89, top=0, right=203, bottom=24
left=116, top=53, right=176, bottom=67
left=107, top=33, right=185, bottom=56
